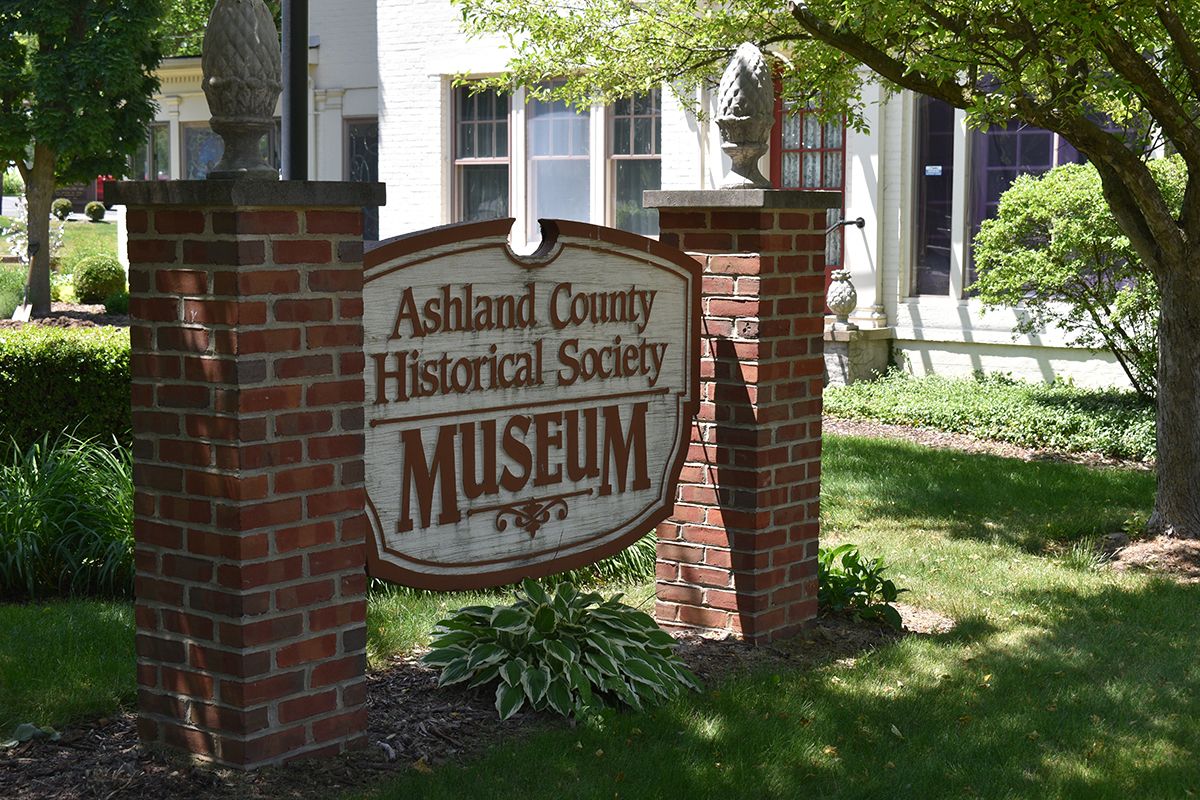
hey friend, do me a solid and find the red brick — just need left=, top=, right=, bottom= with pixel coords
left=238, top=385, right=303, bottom=413
left=238, top=269, right=302, bottom=295
left=130, top=296, right=180, bottom=322
left=311, top=655, right=364, bottom=687
left=185, top=414, right=237, bottom=440
left=275, top=579, right=336, bottom=611
left=158, top=439, right=212, bottom=467
left=308, top=546, right=364, bottom=576
left=217, top=556, right=303, bottom=590
left=275, top=354, right=333, bottom=379
left=308, top=434, right=363, bottom=460
left=156, top=269, right=208, bottom=294
left=128, top=239, right=178, bottom=264
left=309, top=601, right=366, bottom=632
left=274, top=465, right=334, bottom=494
left=160, top=610, right=215, bottom=640
left=213, top=210, right=298, bottom=235
left=273, top=240, right=332, bottom=265
left=127, top=209, right=149, bottom=233
left=161, top=666, right=215, bottom=698
left=312, top=708, right=367, bottom=743
left=274, top=298, right=333, bottom=322
left=220, top=671, right=306, bottom=707
left=275, top=411, right=333, bottom=436
left=219, top=614, right=304, bottom=649
left=278, top=690, right=339, bottom=724
left=307, top=379, right=363, bottom=406
left=238, top=328, right=303, bottom=354
left=307, top=490, right=362, bottom=518
left=306, top=324, right=362, bottom=348
left=187, top=529, right=269, bottom=560
left=159, top=496, right=212, bottom=524
left=162, top=554, right=214, bottom=583
left=306, top=210, right=363, bottom=235
left=183, top=239, right=266, bottom=266
left=308, top=268, right=362, bottom=292
left=136, top=634, right=186, bottom=664
left=224, top=497, right=304, bottom=530
left=275, top=521, right=337, bottom=552
left=276, top=634, right=338, bottom=668
left=158, top=327, right=210, bottom=354
left=189, top=644, right=272, bottom=677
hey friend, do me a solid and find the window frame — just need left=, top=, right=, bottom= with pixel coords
left=453, top=85, right=513, bottom=223
left=607, top=89, right=663, bottom=236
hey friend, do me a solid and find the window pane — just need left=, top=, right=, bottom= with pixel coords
left=825, top=208, right=843, bottom=268
left=634, top=91, right=654, bottom=117
left=782, top=152, right=800, bottom=188
left=530, top=159, right=589, bottom=238
left=184, top=125, right=223, bottom=180
left=654, top=115, right=661, bottom=154
left=347, top=120, right=380, bottom=240
left=824, top=119, right=844, bottom=149
left=459, top=123, right=475, bottom=158
left=802, top=152, right=820, bottom=188
left=572, top=118, right=589, bottom=156
left=461, top=164, right=509, bottom=222
left=460, top=90, right=475, bottom=121
left=615, top=159, right=661, bottom=236
left=803, top=114, right=821, bottom=149
left=633, top=118, right=653, bottom=155
left=613, top=117, right=631, bottom=155
left=782, top=115, right=800, bottom=149
left=528, top=91, right=590, bottom=157
left=151, top=125, right=170, bottom=180
left=495, top=120, right=508, bottom=157
left=1021, top=131, right=1052, bottom=168
left=823, top=150, right=842, bottom=189
left=131, top=138, right=149, bottom=180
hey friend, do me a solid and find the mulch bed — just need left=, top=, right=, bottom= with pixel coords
left=0, top=302, right=129, bottom=330
left=0, top=606, right=952, bottom=800
left=825, top=417, right=1153, bottom=471
left=1110, top=536, right=1200, bottom=583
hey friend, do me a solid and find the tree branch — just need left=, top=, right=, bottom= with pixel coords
left=1155, top=0, right=1200, bottom=100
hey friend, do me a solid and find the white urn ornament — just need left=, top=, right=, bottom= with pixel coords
left=827, top=269, right=859, bottom=330
left=201, top=0, right=283, bottom=180
left=715, top=43, right=774, bottom=189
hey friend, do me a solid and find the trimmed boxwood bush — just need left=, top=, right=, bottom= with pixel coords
left=84, top=201, right=106, bottom=222
left=51, top=198, right=72, bottom=220
left=0, top=327, right=130, bottom=449
left=103, top=290, right=129, bottom=315
left=73, top=254, right=126, bottom=303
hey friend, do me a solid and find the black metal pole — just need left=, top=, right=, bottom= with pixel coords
left=281, top=0, right=308, bottom=180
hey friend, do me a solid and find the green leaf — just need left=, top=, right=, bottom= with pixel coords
left=490, top=607, right=530, bottom=632
left=522, top=579, right=550, bottom=606
left=522, top=665, right=551, bottom=706
left=496, top=682, right=525, bottom=720
left=569, top=663, right=594, bottom=705
left=500, top=660, right=524, bottom=687
left=544, top=639, right=576, bottom=665
left=623, top=656, right=664, bottom=688
left=585, top=649, right=620, bottom=677
left=467, top=642, right=509, bottom=670
left=438, top=657, right=472, bottom=687
left=468, top=663, right=503, bottom=689
left=533, top=604, right=558, bottom=634
left=422, top=646, right=468, bottom=667
left=545, top=677, right=574, bottom=717
left=429, top=630, right=476, bottom=648
left=880, top=604, right=903, bottom=630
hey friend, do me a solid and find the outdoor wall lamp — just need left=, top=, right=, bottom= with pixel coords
left=826, top=215, right=866, bottom=235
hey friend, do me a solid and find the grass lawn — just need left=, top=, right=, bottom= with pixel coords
left=3, top=435, right=1182, bottom=799
left=0, top=215, right=118, bottom=270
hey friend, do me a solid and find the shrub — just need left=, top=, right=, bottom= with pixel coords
left=2, top=197, right=64, bottom=268
left=825, top=371, right=1156, bottom=461
left=0, top=327, right=130, bottom=449
left=0, top=434, right=133, bottom=601
left=423, top=579, right=700, bottom=720
left=103, top=290, right=129, bottom=315
left=2, top=169, right=22, bottom=196
left=0, top=266, right=25, bottom=319
left=50, top=199, right=72, bottom=221
left=73, top=254, right=125, bottom=303
left=49, top=272, right=75, bottom=304
left=972, top=157, right=1185, bottom=401
left=84, top=201, right=106, bottom=222
left=818, top=543, right=906, bottom=629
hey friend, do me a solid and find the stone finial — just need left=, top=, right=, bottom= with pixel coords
left=716, top=43, right=774, bottom=189
left=201, top=0, right=283, bottom=180
left=826, top=268, right=859, bottom=330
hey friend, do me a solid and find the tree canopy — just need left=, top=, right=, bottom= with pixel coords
left=160, top=0, right=281, bottom=58
left=456, top=0, right=1200, bottom=536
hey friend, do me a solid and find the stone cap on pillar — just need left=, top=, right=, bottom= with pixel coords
left=105, top=180, right=386, bottom=208
left=644, top=188, right=841, bottom=210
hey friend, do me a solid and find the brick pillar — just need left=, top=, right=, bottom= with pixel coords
left=643, top=189, right=841, bottom=645
left=108, top=181, right=385, bottom=768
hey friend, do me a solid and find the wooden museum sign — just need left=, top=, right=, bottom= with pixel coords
left=363, top=219, right=701, bottom=590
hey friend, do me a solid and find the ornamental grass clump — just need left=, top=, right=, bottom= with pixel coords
left=423, top=579, right=701, bottom=720
left=0, top=434, right=133, bottom=601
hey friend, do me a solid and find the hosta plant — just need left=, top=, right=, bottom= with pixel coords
left=423, top=579, right=701, bottom=720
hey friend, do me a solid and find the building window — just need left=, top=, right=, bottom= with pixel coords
left=455, top=87, right=510, bottom=223
left=912, top=96, right=957, bottom=296
left=610, top=90, right=661, bottom=236
left=131, top=123, right=170, bottom=180
left=527, top=85, right=590, bottom=239
left=346, top=118, right=380, bottom=241
left=183, top=121, right=281, bottom=180
left=772, top=99, right=847, bottom=267
left=965, top=121, right=1085, bottom=287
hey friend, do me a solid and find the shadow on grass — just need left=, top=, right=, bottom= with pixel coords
left=821, top=435, right=1155, bottom=553
left=367, top=576, right=1200, bottom=800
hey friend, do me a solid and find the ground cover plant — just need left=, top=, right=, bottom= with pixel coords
left=825, top=371, right=1156, bottom=462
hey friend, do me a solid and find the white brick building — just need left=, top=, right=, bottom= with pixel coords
left=135, top=0, right=1132, bottom=389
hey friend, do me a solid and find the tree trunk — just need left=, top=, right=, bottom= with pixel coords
left=23, top=149, right=55, bottom=317
left=1148, top=259, right=1200, bottom=538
